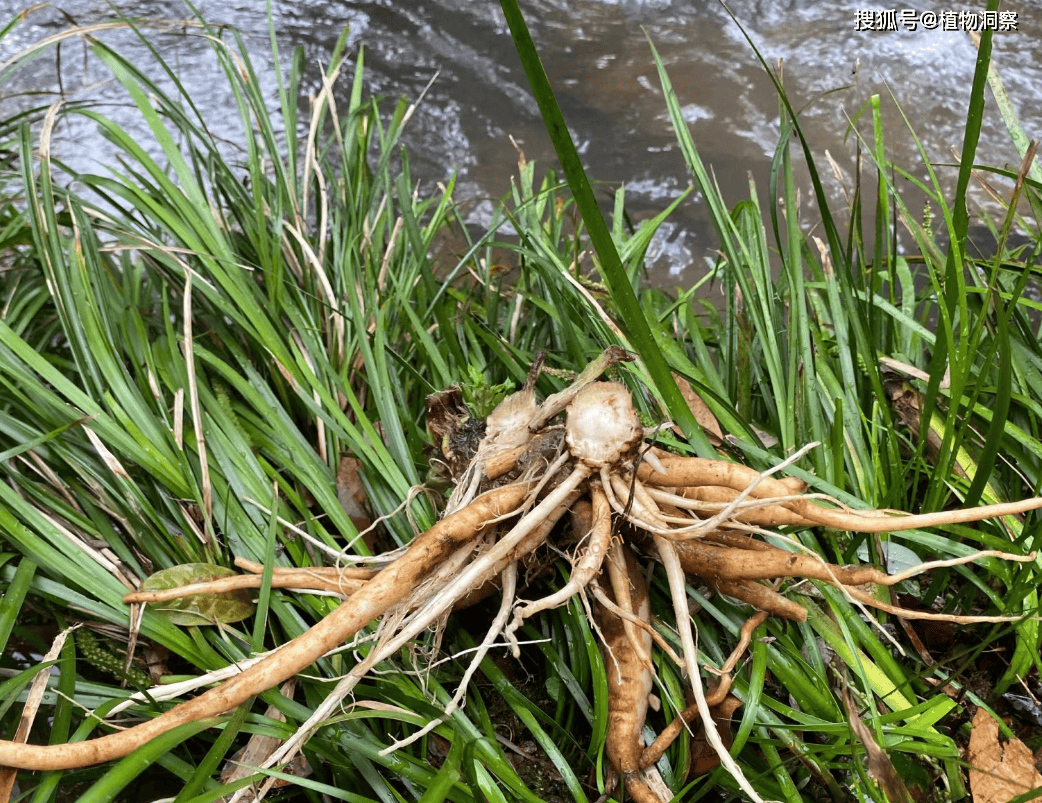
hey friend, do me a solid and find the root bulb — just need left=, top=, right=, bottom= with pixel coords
left=566, top=382, right=644, bottom=469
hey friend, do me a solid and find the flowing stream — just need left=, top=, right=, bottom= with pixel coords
left=1, top=0, right=1039, bottom=284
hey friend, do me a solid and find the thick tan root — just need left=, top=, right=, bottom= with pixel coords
left=655, top=485, right=816, bottom=527
left=638, top=454, right=803, bottom=499
left=639, top=454, right=1042, bottom=532
left=640, top=677, right=732, bottom=770
left=654, top=535, right=768, bottom=803
left=597, top=544, right=666, bottom=803
left=673, top=539, right=891, bottom=586
left=701, top=530, right=773, bottom=552
left=0, top=482, right=530, bottom=771
left=840, top=584, right=1036, bottom=624
left=788, top=495, right=1042, bottom=533
left=590, top=579, right=683, bottom=667
left=674, top=537, right=1037, bottom=623
left=712, top=578, right=807, bottom=621
left=236, top=558, right=377, bottom=583
left=604, top=540, right=654, bottom=671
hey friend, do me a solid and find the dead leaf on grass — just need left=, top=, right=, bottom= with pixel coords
left=968, top=707, right=1042, bottom=803
left=689, top=694, right=742, bottom=776
left=671, top=373, right=723, bottom=445
left=841, top=685, right=913, bottom=803
left=219, top=680, right=312, bottom=802
left=337, top=454, right=372, bottom=532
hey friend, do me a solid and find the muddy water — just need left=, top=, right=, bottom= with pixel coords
left=1, top=1, right=1039, bottom=284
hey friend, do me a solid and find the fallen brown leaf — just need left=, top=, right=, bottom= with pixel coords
left=969, top=707, right=1042, bottom=803
left=689, top=694, right=742, bottom=776
left=671, top=373, right=723, bottom=445
left=841, top=685, right=912, bottom=803
left=337, top=454, right=372, bottom=533
left=219, top=680, right=311, bottom=802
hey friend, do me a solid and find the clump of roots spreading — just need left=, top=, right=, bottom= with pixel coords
left=3, top=349, right=1041, bottom=803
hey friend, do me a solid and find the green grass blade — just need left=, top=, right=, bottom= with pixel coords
left=498, top=0, right=703, bottom=446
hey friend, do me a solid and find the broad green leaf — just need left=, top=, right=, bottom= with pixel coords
left=141, top=564, right=255, bottom=626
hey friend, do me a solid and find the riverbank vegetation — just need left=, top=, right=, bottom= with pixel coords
left=1, top=2, right=1041, bottom=802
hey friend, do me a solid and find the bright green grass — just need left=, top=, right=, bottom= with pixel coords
left=1, top=2, right=1041, bottom=802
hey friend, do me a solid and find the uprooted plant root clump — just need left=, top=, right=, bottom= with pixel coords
left=2, top=348, right=1041, bottom=803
